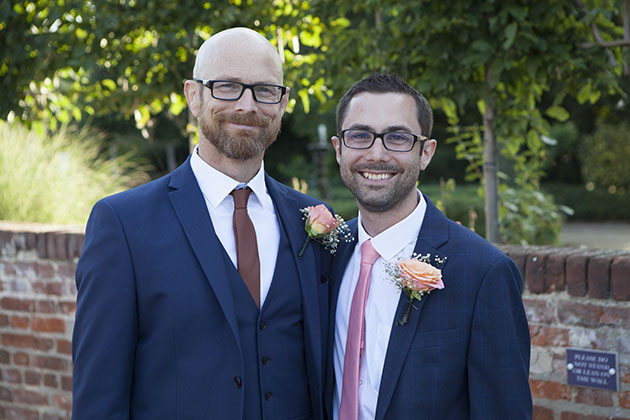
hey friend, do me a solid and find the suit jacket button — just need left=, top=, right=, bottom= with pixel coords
left=262, top=356, right=270, bottom=365
left=233, top=376, right=242, bottom=388
left=265, top=391, right=272, bottom=400
left=259, top=320, right=266, bottom=330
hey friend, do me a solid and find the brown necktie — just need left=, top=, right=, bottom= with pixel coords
left=231, top=187, right=261, bottom=308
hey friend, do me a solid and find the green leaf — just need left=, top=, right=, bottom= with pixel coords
left=503, top=22, right=518, bottom=50
left=545, top=106, right=569, bottom=122
left=102, top=79, right=117, bottom=91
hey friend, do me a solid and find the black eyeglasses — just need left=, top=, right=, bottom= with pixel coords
left=193, top=79, right=287, bottom=104
left=339, top=129, right=428, bottom=152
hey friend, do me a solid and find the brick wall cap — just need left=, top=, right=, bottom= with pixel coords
left=0, top=221, right=84, bottom=234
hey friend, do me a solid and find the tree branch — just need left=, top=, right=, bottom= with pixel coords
left=576, top=0, right=619, bottom=67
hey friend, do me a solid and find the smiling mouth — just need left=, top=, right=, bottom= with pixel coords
left=360, top=171, right=394, bottom=181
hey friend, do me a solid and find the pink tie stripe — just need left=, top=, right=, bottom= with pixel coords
left=339, top=239, right=380, bottom=420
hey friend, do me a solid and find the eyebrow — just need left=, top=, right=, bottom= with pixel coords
left=347, top=123, right=415, bottom=133
left=212, top=76, right=281, bottom=85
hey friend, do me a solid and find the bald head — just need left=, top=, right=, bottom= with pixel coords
left=192, top=27, right=284, bottom=84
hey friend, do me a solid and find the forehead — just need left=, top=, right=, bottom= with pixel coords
left=343, top=92, right=421, bottom=133
left=197, top=37, right=283, bottom=85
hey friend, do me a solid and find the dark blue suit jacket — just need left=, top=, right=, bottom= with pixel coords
left=72, top=158, right=330, bottom=420
left=326, top=196, right=532, bottom=420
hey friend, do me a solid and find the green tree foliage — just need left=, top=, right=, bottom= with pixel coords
left=309, top=0, right=623, bottom=243
left=580, top=123, right=630, bottom=191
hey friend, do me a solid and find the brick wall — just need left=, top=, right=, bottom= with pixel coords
left=0, top=223, right=82, bottom=420
left=503, top=245, right=630, bottom=420
left=0, top=223, right=629, bottom=420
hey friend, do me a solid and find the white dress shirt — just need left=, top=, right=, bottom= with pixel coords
left=333, top=192, right=427, bottom=420
left=190, top=147, right=280, bottom=306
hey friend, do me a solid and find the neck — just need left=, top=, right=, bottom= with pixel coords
left=198, top=142, right=263, bottom=183
left=358, top=191, right=419, bottom=237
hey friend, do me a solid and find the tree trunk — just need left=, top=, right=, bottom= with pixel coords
left=483, top=75, right=500, bottom=243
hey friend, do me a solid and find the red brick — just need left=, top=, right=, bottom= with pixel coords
left=54, top=394, right=71, bottom=411
left=611, top=256, right=630, bottom=301
left=57, top=262, right=76, bottom=278
left=24, top=370, right=41, bottom=385
left=59, top=301, right=76, bottom=314
left=46, top=232, right=56, bottom=259
left=0, top=350, right=9, bottom=364
left=504, top=247, right=528, bottom=279
left=37, top=232, right=48, bottom=258
left=3, top=407, right=39, bottom=420
left=560, top=414, right=611, bottom=420
left=530, top=379, right=571, bottom=401
left=587, top=256, right=611, bottom=299
left=566, top=254, right=587, bottom=296
left=599, top=306, right=630, bottom=327
left=36, top=299, right=56, bottom=313
left=0, top=385, right=11, bottom=401
left=546, top=253, right=566, bottom=292
left=25, top=232, right=37, bottom=250
left=2, top=262, right=17, bottom=276
left=2, top=333, right=55, bottom=351
left=53, top=232, right=69, bottom=259
left=32, top=281, right=64, bottom=296
left=615, top=334, right=630, bottom=353
left=574, top=387, right=613, bottom=406
left=32, top=317, right=65, bottom=333
left=622, top=364, right=630, bottom=383
left=533, top=405, right=554, bottom=420
left=0, top=314, right=8, bottom=327
left=57, top=339, right=72, bottom=355
left=36, top=262, right=55, bottom=278
left=12, top=261, right=36, bottom=276
left=12, top=388, right=49, bottom=405
left=68, top=233, right=84, bottom=258
left=620, top=391, right=630, bottom=409
left=14, top=352, right=29, bottom=366
left=35, top=355, right=69, bottom=371
left=5, top=368, right=22, bottom=384
left=44, top=373, right=58, bottom=388
left=530, top=325, right=569, bottom=347
left=526, top=254, right=546, bottom=293
left=61, top=375, right=72, bottom=391
left=557, top=302, right=602, bottom=327
left=43, top=414, right=69, bottom=420
left=11, top=315, right=29, bottom=329
left=1, top=297, right=35, bottom=312
left=523, top=298, right=555, bottom=323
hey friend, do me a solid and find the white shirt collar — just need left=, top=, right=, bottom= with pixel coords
left=190, top=145, right=269, bottom=209
left=357, top=191, right=427, bottom=260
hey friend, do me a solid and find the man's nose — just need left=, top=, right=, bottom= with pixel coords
left=234, top=87, right=258, bottom=112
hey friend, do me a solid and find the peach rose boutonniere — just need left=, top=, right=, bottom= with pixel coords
left=386, top=253, right=447, bottom=326
left=298, top=204, right=353, bottom=257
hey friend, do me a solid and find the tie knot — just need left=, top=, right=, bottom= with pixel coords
left=231, top=187, right=252, bottom=209
left=360, top=239, right=380, bottom=266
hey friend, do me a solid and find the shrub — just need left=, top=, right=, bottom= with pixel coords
left=580, top=123, right=630, bottom=190
left=0, top=121, right=151, bottom=224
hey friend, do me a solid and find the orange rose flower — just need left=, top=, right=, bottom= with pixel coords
left=305, top=204, right=339, bottom=237
left=397, top=259, right=444, bottom=292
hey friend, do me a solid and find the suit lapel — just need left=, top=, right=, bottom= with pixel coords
left=375, top=196, right=449, bottom=420
left=167, top=158, right=240, bottom=347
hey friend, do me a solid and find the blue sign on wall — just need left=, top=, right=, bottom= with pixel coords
left=566, top=348, right=618, bottom=392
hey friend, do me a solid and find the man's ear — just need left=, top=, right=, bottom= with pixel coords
left=184, top=80, right=202, bottom=118
left=279, top=87, right=291, bottom=114
left=331, top=136, right=342, bottom=164
left=420, top=139, right=437, bottom=170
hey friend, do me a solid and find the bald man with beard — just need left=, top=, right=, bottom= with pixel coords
left=72, top=28, right=331, bottom=420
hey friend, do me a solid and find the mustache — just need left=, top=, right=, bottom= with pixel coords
left=352, top=163, right=403, bottom=173
left=215, top=112, right=267, bottom=127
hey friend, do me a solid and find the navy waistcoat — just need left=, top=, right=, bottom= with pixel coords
left=227, top=220, right=311, bottom=420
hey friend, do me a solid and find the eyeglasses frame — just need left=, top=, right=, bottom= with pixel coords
left=192, top=79, right=288, bottom=104
left=338, top=128, right=429, bottom=152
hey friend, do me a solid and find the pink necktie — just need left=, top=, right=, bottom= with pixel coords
left=339, top=239, right=380, bottom=420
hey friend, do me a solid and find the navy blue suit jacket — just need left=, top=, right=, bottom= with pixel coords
left=326, top=196, right=532, bottom=419
left=72, top=158, right=330, bottom=420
